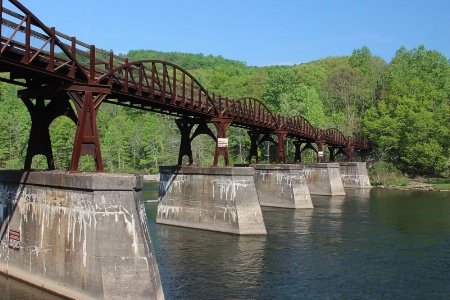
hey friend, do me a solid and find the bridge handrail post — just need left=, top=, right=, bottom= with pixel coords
left=23, top=11, right=31, bottom=63
left=70, top=37, right=76, bottom=77
left=90, top=45, right=95, bottom=84
left=109, top=50, right=114, bottom=71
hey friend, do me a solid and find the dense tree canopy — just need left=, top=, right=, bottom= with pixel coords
left=0, top=45, right=448, bottom=177
left=363, top=45, right=450, bottom=176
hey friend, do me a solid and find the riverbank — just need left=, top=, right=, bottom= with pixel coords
left=143, top=174, right=160, bottom=181
left=374, top=177, right=450, bottom=192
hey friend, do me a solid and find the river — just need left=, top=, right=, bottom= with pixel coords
left=1, top=183, right=449, bottom=299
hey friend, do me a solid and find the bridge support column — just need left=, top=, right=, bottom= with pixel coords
left=275, top=130, right=288, bottom=164
left=316, top=140, right=325, bottom=163
left=247, top=131, right=274, bottom=164
left=175, top=118, right=216, bottom=166
left=20, top=96, right=77, bottom=170
left=339, top=162, right=372, bottom=188
left=67, top=87, right=109, bottom=172
left=157, top=166, right=266, bottom=235
left=0, top=171, right=164, bottom=299
left=298, top=163, right=346, bottom=196
left=247, top=131, right=260, bottom=164
left=253, top=164, right=313, bottom=209
left=293, top=141, right=302, bottom=163
left=347, top=146, right=355, bottom=162
left=212, top=118, right=232, bottom=166
left=176, top=121, right=195, bottom=166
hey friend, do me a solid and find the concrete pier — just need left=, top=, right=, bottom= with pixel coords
left=299, top=163, right=346, bottom=196
left=252, top=164, right=313, bottom=209
left=339, top=162, right=372, bottom=188
left=0, top=171, right=164, bottom=300
left=157, top=166, right=266, bottom=235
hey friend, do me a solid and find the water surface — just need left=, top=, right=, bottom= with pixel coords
left=145, top=186, right=450, bottom=299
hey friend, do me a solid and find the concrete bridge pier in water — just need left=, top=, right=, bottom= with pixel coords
left=252, top=164, right=313, bottom=209
left=339, top=162, right=372, bottom=189
left=0, top=171, right=164, bottom=300
left=157, top=166, right=267, bottom=235
left=300, top=163, right=347, bottom=196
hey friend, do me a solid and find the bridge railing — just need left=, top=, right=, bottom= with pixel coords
left=347, top=136, right=370, bottom=149
left=1, top=1, right=371, bottom=152
left=1, top=5, right=126, bottom=83
left=320, top=128, right=348, bottom=147
left=227, top=97, right=278, bottom=129
left=283, top=115, right=318, bottom=140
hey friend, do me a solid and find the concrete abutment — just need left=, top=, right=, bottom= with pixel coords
left=0, top=170, right=164, bottom=300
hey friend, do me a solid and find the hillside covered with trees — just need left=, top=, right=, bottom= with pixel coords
left=0, top=45, right=449, bottom=178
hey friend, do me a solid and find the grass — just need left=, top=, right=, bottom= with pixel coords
left=433, top=184, right=450, bottom=191
left=423, top=178, right=450, bottom=190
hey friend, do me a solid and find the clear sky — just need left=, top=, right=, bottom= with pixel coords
left=5, top=0, right=450, bottom=66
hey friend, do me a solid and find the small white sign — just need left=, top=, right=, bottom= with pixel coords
left=218, top=138, right=228, bottom=148
left=318, top=151, right=324, bottom=156
left=9, top=230, right=20, bottom=251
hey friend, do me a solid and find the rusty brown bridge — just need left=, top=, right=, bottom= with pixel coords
left=0, top=0, right=369, bottom=172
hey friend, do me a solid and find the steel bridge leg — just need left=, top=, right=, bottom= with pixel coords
left=212, top=118, right=232, bottom=167
left=21, top=97, right=77, bottom=170
left=275, top=130, right=288, bottom=164
left=176, top=121, right=195, bottom=166
left=247, top=131, right=260, bottom=164
left=175, top=119, right=216, bottom=166
left=316, top=140, right=325, bottom=163
left=293, top=141, right=302, bottom=163
left=347, top=146, right=354, bottom=162
left=67, top=91, right=105, bottom=172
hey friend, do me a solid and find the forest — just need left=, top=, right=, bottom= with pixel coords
left=0, top=45, right=449, bottom=180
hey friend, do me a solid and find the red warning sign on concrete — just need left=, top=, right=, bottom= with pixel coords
left=9, top=230, right=20, bottom=251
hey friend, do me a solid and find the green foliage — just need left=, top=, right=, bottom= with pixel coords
left=368, top=161, right=409, bottom=186
left=425, top=178, right=450, bottom=184
left=50, top=116, right=76, bottom=170
left=364, top=45, right=450, bottom=176
left=262, top=67, right=297, bottom=111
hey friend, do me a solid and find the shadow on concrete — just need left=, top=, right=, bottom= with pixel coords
left=0, top=170, right=30, bottom=242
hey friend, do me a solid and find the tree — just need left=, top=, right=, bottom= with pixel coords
left=262, top=67, right=296, bottom=112
left=279, top=84, right=325, bottom=127
left=322, top=65, right=368, bottom=134
left=363, top=45, right=450, bottom=176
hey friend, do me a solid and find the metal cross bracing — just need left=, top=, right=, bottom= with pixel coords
left=0, top=0, right=369, bottom=172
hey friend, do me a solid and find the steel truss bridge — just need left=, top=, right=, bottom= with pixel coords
left=0, top=0, right=369, bottom=172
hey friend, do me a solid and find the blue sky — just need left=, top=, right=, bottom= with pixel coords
left=5, top=0, right=450, bottom=66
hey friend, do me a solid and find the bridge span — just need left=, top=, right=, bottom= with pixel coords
left=0, top=0, right=368, bottom=172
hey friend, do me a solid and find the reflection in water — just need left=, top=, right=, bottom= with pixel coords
left=156, top=224, right=267, bottom=299
left=0, top=273, right=63, bottom=300
left=345, top=187, right=371, bottom=200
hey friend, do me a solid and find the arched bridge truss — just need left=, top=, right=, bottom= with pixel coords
left=0, top=0, right=369, bottom=171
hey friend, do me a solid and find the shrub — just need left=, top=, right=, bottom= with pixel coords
left=369, top=161, right=408, bottom=186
